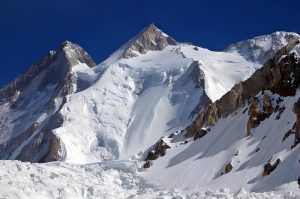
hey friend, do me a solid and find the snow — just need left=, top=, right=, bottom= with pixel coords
left=142, top=89, right=300, bottom=196
left=0, top=160, right=182, bottom=199
left=0, top=160, right=297, bottom=199
left=180, top=44, right=261, bottom=101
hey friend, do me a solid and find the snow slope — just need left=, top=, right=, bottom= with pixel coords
left=0, top=160, right=297, bottom=199
left=142, top=43, right=300, bottom=195
left=54, top=41, right=263, bottom=163
left=180, top=44, right=261, bottom=101
left=143, top=90, right=300, bottom=194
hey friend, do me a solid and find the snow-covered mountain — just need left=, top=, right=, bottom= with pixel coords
left=0, top=23, right=300, bottom=198
left=225, top=31, right=300, bottom=64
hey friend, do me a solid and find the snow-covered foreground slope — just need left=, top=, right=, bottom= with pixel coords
left=0, top=160, right=297, bottom=199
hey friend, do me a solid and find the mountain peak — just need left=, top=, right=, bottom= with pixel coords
left=0, top=41, right=95, bottom=102
left=61, top=40, right=73, bottom=47
left=121, top=23, right=177, bottom=58
left=145, top=22, right=157, bottom=30
left=225, top=31, right=300, bottom=64
left=56, top=41, right=96, bottom=68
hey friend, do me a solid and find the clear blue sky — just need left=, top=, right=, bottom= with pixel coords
left=1, top=0, right=300, bottom=87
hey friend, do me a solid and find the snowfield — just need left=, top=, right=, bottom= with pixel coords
left=0, top=160, right=298, bottom=199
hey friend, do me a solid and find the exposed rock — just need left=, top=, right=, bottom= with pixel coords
left=270, top=52, right=300, bottom=96
left=15, top=112, right=66, bottom=162
left=122, top=23, right=177, bottom=58
left=145, top=139, right=171, bottom=161
left=41, top=134, right=65, bottom=162
left=181, top=140, right=188, bottom=145
left=225, top=162, right=233, bottom=173
left=0, top=122, right=39, bottom=159
left=263, top=95, right=273, bottom=114
left=247, top=94, right=273, bottom=135
left=262, top=159, right=281, bottom=176
left=263, top=163, right=273, bottom=176
left=292, top=98, right=300, bottom=148
left=275, top=106, right=286, bottom=120
left=10, top=90, right=20, bottom=104
left=168, top=132, right=176, bottom=139
left=194, top=128, right=208, bottom=141
left=143, top=161, right=152, bottom=169
left=282, top=130, right=294, bottom=142
left=189, top=62, right=205, bottom=88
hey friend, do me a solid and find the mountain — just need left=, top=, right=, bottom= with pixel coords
left=0, top=41, right=95, bottom=162
left=143, top=39, right=300, bottom=194
left=225, top=31, right=300, bottom=64
left=0, top=23, right=300, bottom=198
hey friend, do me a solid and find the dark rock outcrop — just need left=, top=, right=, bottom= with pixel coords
left=225, top=162, right=233, bottom=173
left=263, top=159, right=281, bottom=176
left=143, top=161, right=152, bottom=169
left=15, top=112, right=66, bottom=163
left=0, top=122, right=39, bottom=159
left=193, top=128, right=208, bottom=141
left=145, top=139, right=171, bottom=161
left=246, top=94, right=274, bottom=135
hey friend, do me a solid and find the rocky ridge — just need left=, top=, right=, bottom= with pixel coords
left=185, top=40, right=300, bottom=139
left=0, top=41, right=96, bottom=162
left=121, top=23, right=177, bottom=58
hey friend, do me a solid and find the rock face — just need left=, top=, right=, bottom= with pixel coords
left=145, top=139, right=171, bottom=161
left=0, top=41, right=95, bottom=103
left=185, top=40, right=300, bottom=138
left=143, top=138, right=171, bottom=168
left=293, top=98, right=300, bottom=147
left=263, top=159, right=281, bottom=176
left=225, top=162, right=233, bottom=173
left=122, top=23, right=177, bottom=58
left=246, top=94, right=274, bottom=135
left=0, top=41, right=95, bottom=163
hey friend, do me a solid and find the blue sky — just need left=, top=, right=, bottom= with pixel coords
left=1, top=0, right=300, bottom=87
